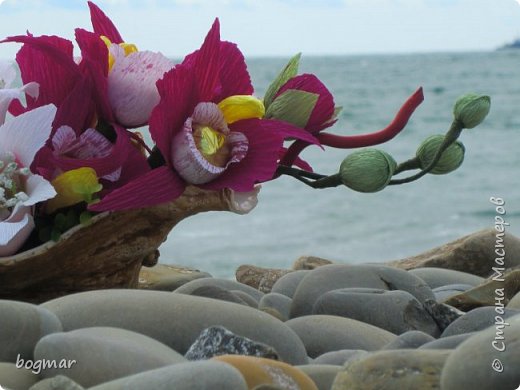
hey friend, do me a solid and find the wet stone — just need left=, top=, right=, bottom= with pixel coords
left=185, top=326, right=279, bottom=361
left=441, top=306, right=520, bottom=337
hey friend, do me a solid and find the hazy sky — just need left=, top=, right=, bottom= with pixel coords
left=0, top=0, right=519, bottom=59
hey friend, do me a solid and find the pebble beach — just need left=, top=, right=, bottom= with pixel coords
left=0, top=228, right=519, bottom=389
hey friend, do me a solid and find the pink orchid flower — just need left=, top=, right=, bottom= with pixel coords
left=90, top=19, right=318, bottom=212
left=0, top=105, right=57, bottom=256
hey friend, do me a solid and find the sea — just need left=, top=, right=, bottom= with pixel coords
left=8, top=50, right=520, bottom=277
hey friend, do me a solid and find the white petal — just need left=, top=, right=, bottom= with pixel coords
left=0, top=60, right=17, bottom=88
left=0, top=205, right=35, bottom=256
left=22, top=174, right=57, bottom=206
left=0, top=104, right=57, bottom=167
left=109, top=50, right=173, bottom=127
left=0, top=82, right=40, bottom=126
left=227, top=185, right=261, bottom=215
left=52, top=125, right=77, bottom=152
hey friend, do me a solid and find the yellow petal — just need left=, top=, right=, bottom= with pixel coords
left=100, top=35, right=116, bottom=71
left=218, top=95, right=265, bottom=124
left=120, top=42, right=138, bottom=56
left=47, top=168, right=103, bottom=214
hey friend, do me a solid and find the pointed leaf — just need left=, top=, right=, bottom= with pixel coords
left=263, top=53, right=301, bottom=109
left=265, top=89, right=319, bottom=129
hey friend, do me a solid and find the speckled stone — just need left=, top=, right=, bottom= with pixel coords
left=0, top=300, right=62, bottom=363
left=292, top=256, right=334, bottom=270
left=296, top=365, right=343, bottom=390
left=138, top=264, right=211, bottom=291
left=175, top=278, right=264, bottom=302
left=271, top=271, right=310, bottom=298
left=236, top=265, right=292, bottom=293
left=290, top=264, right=435, bottom=318
left=89, top=361, right=248, bottom=390
left=313, top=289, right=440, bottom=336
left=441, top=306, right=520, bottom=337
left=41, top=290, right=307, bottom=365
left=422, top=299, right=464, bottom=332
left=285, top=315, right=396, bottom=358
left=433, top=284, right=474, bottom=302
left=212, top=355, right=318, bottom=390
left=258, top=293, right=292, bottom=322
left=0, top=362, right=39, bottom=390
left=441, top=315, right=520, bottom=390
left=313, top=350, right=369, bottom=366
left=408, top=267, right=484, bottom=289
left=185, top=326, right=279, bottom=360
left=28, top=375, right=85, bottom=390
left=382, top=330, right=436, bottom=350
left=332, top=349, right=452, bottom=390
left=34, top=327, right=186, bottom=387
left=418, top=332, right=476, bottom=349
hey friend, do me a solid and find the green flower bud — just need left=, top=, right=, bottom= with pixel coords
left=453, top=94, right=491, bottom=129
left=416, top=135, right=465, bottom=175
left=339, top=149, right=397, bottom=193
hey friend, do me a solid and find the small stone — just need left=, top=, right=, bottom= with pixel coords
left=138, top=264, right=211, bottom=291
left=292, top=256, right=334, bottom=270
left=508, top=291, right=520, bottom=309
left=441, top=306, right=520, bottom=337
left=382, top=330, right=436, bottom=350
left=296, top=365, right=343, bottom=390
left=0, top=362, right=39, bottom=390
left=444, top=269, right=520, bottom=311
left=29, top=375, right=85, bottom=390
left=185, top=326, right=279, bottom=361
left=212, top=355, right=318, bottom=390
left=271, top=271, right=310, bottom=298
left=313, top=289, right=440, bottom=336
left=236, top=265, right=292, bottom=293
left=34, top=327, right=186, bottom=387
left=285, top=315, right=396, bottom=358
left=0, top=300, right=62, bottom=363
left=332, top=349, right=451, bottom=390
left=258, top=293, right=292, bottom=322
left=386, top=228, right=520, bottom=277
left=231, top=290, right=259, bottom=307
left=190, top=285, right=250, bottom=306
left=418, top=332, right=476, bottom=349
left=313, top=350, right=369, bottom=366
left=175, top=277, right=264, bottom=302
left=433, top=284, right=474, bottom=302
left=440, top=315, right=520, bottom=390
left=409, top=267, right=484, bottom=289
left=89, top=361, right=248, bottom=390
left=422, top=299, right=464, bottom=332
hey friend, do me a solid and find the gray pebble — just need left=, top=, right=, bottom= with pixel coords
left=433, top=284, right=474, bottom=302
left=271, top=270, right=310, bottom=298
left=175, top=278, right=264, bottom=302
left=0, top=362, right=38, bottom=390
left=313, top=350, right=369, bottom=366
left=419, top=332, right=476, bottom=349
left=441, top=306, right=520, bottom=337
left=409, top=267, right=484, bottom=289
left=296, top=364, right=343, bottom=390
left=382, top=330, right=436, bottom=350
left=258, top=293, right=292, bottom=322
left=29, top=375, right=85, bottom=390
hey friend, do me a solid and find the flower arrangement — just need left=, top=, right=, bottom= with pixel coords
left=0, top=2, right=490, bottom=263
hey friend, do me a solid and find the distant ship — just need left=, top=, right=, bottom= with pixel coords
left=498, top=38, right=520, bottom=50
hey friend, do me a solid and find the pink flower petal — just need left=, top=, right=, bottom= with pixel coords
left=278, top=147, right=313, bottom=172
left=215, top=41, right=254, bottom=101
left=108, top=50, right=173, bottom=127
left=23, top=174, right=57, bottom=206
left=89, top=166, right=186, bottom=211
left=192, top=102, right=228, bottom=133
left=0, top=205, right=34, bottom=256
left=228, top=185, right=261, bottom=215
left=259, top=118, right=321, bottom=146
left=88, top=1, right=124, bottom=44
left=0, top=104, right=56, bottom=167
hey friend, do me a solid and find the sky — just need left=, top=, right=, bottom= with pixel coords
left=0, top=0, right=519, bottom=59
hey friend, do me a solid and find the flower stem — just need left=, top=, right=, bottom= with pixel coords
left=393, top=157, right=421, bottom=175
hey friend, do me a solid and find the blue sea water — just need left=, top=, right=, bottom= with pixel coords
left=159, top=51, right=520, bottom=277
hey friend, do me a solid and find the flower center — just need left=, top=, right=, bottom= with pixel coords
left=193, top=124, right=229, bottom=167
left=100, top=36, right=138, bottom=72
left=0, top=152, right=30, bottom=218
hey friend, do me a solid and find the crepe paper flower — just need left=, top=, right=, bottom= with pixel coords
left=46, top=167, right=102, bottom=214
left=90, top=19, right=318, bottom=212
left=0, top=60, right=40, bottom=125
left=0, top=105, right=57, bottom=256
left=279, top=87, right=424, bottom=169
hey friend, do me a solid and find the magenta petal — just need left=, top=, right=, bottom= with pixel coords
left=89, top=166, right=186, bottom=211
left=277, top=74, right=335, bottom=132
left=278, top=147, right=313, bottom=172
left=259, top=118, right=321, bottom=146
left=215, top=41, right=254, bottom=101
left=87, top=1, right=124, bottom=44
left=201, top=118, right=284, bottom=192
left=150, top=64, right=196, bottom=165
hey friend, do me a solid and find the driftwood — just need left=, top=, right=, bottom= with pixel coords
left=0, top=187, right=251, bottom=303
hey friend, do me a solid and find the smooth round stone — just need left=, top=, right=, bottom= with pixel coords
left=313, top=289, right=440, bottom=336
left=190, top=285, right=250, bottom=306
left=138, top=264, right=211, bottom=291
left=332, top=349, right=452, bottom=390
left=441, top=315, right=520, bottom=390
left=29, top=375, right=84, bottom=390
left=271, top=271, right=310, bottom=298
left=409, top=267, right=484, bottom=289
left=419, top=332, right=476, bottom=349
left=231, top=290, right=259, bottom=308
left=89, top=361, right=248, bottom=390
left=507, top=291, right=520, bottom=309
left=175, top=278, right=264, bottom=302
left=0, top=300, right=62, bottom=362
left=382, top=330, right=436, bottom=350
left=313, top=350, right=369, bottom=366
left=433, top=284, right=474, bottom=302
left=212, top=355, right=318, bottom=390
left=290, top=264, right=435, bottom=318
left=41, top=289, right=307, bottom=365
left=285, top=315, right=396, bottom=358
left=34, top=326, right=186, bottom=387
left=441, top=306, right=520, bottom=337
left=296, top=365, right=343, bottom=390
left=258, top=293, right=292, bottom=322
left=0, top=362, right=39, bottom=390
